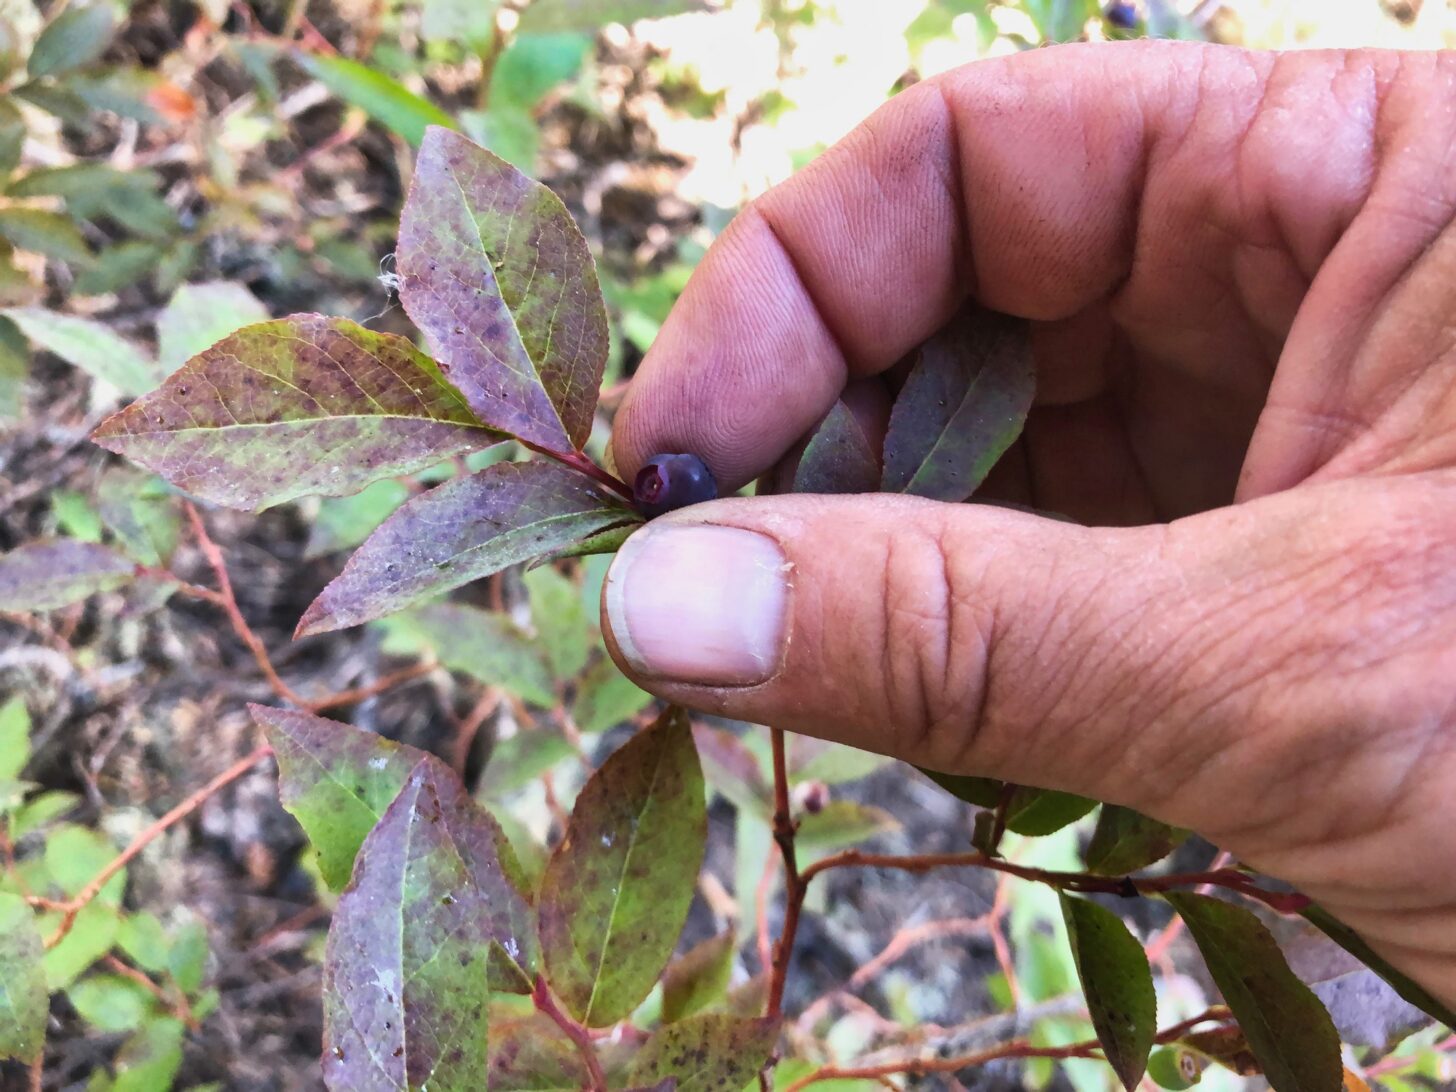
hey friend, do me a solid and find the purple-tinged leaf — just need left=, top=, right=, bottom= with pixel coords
left=530, top=518, right=641, bottom=566
left=881, top=304, right=1033, bottom=501
left=537, top=706, right=706, bottom=1027
left=93, top=314, right=497, bottom=512
left=250, top=705, right=426, bottom=891
left=324, top=759, right=536, bottom=1091
left=1164, top=893, right=1341, bottom=1092
left=298, top=459, right=636, bottom=636
left=397, top=128, right=609, bottom=451
left=792, top=400, right=880, bottom=495
left=1298, top=903, right=1455, bottom=1034
left=624, top=1014, right=779, bottom=1092
left=661, top=930, right=736, bottom=1024
left=1059, top=893, right=1156, bottom=1090
left=1084, top=805, right=1188, bottom=876
left=0, top=539, right=134, bottom=611
left=487, top=1013, right=591, bottom=1090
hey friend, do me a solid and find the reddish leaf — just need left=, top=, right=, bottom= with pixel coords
left=537, top=706, right=706, bottom=1027
left=0, top=539, right=134, bottom=610
left=1164, top=893, right=1341, bottom=1092
left=624, top=1014, right=779, bottom=1092
left=792, top=400, right=880, bottom=494
left=250, top=705, right=425, bottom=891
left=1084, top=805, right=1188, bottom=875
left=297, top=459, right=637, bottom=636
left=93, top=314, right=496, bottom=511
left=398, top=128, right=609, bottom=451
left=487, top=1013, right=591, bottom=1090
left=1060, top=893, right=1157, bottom=1090
left=881, top=303, right=1033, bottom=501
left=661, top=929, right=737, bottom=1024
left=323, top=759, right=536, bottom=1090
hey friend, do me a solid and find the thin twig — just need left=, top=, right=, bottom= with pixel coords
left=522, top=442, right=635, bottom=502
left=783, top=1008, right=1232, bottom=1091
left=184, top=503, right=310, bottom=708
left=766, top=728, right=803, bottom=1019
left=308, top=661, right=435, bottom=713
left=799, top=850, right=1310, bottom=915
left=38, top=744, right=273, bottom=948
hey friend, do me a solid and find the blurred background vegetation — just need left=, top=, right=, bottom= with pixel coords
left=2, top=0, right=1454, bottom=1089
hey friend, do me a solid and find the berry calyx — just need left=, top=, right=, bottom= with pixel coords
left=633, top=453, right=718, bottom=518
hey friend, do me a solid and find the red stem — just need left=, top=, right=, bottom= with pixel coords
left=533, top=976, right=608, bottom=1090
left=766, top=728, right=804, bottom=1020
left=524, top=443, right=635, bottom=503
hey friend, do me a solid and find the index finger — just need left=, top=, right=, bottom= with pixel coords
left=609, top=41, right=1381, bottom=489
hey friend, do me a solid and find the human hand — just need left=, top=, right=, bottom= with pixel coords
left=600, top=41, right=1456, bottom=1006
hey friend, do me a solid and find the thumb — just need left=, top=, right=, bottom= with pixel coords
left=599, top=484, right=1404, bottom=827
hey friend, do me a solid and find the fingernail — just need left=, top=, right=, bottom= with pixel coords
left=604, top=524, right=790, bottom=687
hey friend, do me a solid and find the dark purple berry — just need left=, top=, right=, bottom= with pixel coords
left=633, top=453, right=718, bottom=518
left=1104, top=1, right=1138, bottom=28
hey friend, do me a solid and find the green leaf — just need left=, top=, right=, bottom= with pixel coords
left=323, top=759, right=536, bottom=1088
left=421, top=0, right=501, bottom=48
left=67, top=974, right=156, bottom=1032
left=166, top=918, right=208, bottom=995
left=11, top=81, right=91, bottom=125
left=397, top=127, right=609, bottom=451
left=1084, top=806, right=1188, bottom=875
left=1003, top=788, right=1098, bottom=836
left=0, top=99, right=24, bottom=176
left=93, top=314, right=498, bottom=512
left=460, top=104, right=539, bottom=173
left=29, top=5, right=114, bottom=78
left=156, top=281, right=270, bottom=371
left=1059, top=894, right=1156, bottom=1089
left=525, top=565, right=591, bottom=678
left=476, top=728, right=576, bottom=799
left=1299, top=902, right=1456, bottom=1028
left=73, top=242, right=166, bottom=297
left=661, top=929, right=736, bottom=1024
left=0, top=893, right=47, bottom=1062
left=42, top=902, right=119, bottom=989
left=297, top=459, right=638, bottom=636
left=625, top=1013, right=779, bottom=1092
left=0, top=696, right=30, bottom=781
left=9, top=791, right=79, bottom=838
left=376, top=602, right=555, bottom=706
left=794, top=801, right=899, bottom=854
left=881, top=303, right=1035, bottom=501
left=0, top=314, right=26, bottom=418
left=537, top=706, right=706, bottom=1026
left=252, top=705, right=426, bottom=890
left=517, top=0, right=706, bottom=32
left=116, top=913, right=171, bottom=975
left=304, top=478, right=412, bottom=559
left=96, top=468, right=180, bottom=567
left=0, top=207, right=89, bottom=263
left=1164, top=893, right=1341, bottom=1092
left=295, top=52, right=453, bottom=147
left=793, top=400, right=880, bottom=494
left=791, top=739, right=891, bottom=786
left=572, top=654, right=653, bottom=734
left=489, top=33, right=592, bottom=111
left=3, top=307, right=158, bottom=396
left=0, top=539, right=135, bottom=611
left=919, top=771, right=1096, bottom=836
left=112, top=1016, right=185, bottom=1092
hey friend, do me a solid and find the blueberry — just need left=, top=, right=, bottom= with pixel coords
left=634, top=453, right=718, bottom=518
left=1104, top=1, right=1138, bottom=28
